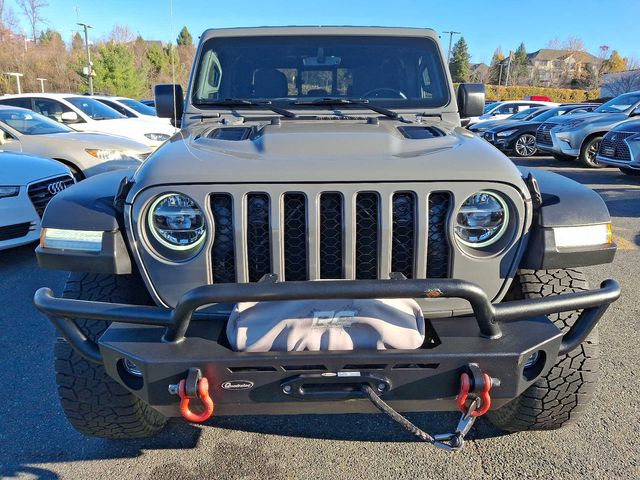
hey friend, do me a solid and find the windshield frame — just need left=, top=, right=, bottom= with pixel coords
left=119, top=98, right=157, bottom=116
left=0, top=108, right=73, bottom=135
left=64, top=96, right=126, bottom=121
left=189, top=34, right=452, bottom=112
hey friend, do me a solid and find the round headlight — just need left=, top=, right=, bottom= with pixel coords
left=148, top=193, right=206, bottom=250
left=454, top=191, right=509, bottom=247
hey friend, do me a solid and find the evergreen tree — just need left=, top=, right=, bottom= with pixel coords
left=512, top=42, right=530, bottom=85
left=176, top=26, right=193, bottom=46
left=92, top=42, right=146, bottom=98
left=39, top=28, right=62, bottom=45
left=449, top=37, right=470, bottom=82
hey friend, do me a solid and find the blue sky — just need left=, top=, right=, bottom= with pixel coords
left=8, top=0, right=640, bottom=64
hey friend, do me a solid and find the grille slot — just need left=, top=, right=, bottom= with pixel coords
left=427, top=192, right=452, bottom=278
left=27, top=175, right=74, bottom=218
left=535, top=123, right=555, bottom=147
left=283, top=193, right=308, bottom=281
left=0, top=222, right=32, bottom=241
left=319, top=193, right=344, bottom=279
left=391, top=192, right=416, bottom=278
left=355, top=192, right=379, bottom=280
left=210, top=194, right=236, bottom=283
left=599, top=131, right=634, bottom=161
left=246, top=193, right=271, bottom=282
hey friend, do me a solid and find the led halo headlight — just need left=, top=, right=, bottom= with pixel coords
left=455, top=191, right=509, bottom=248
left=147, top=193, right=207, bottom=251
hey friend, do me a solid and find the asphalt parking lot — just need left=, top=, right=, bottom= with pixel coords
left=1, top=156, right=639, bottom=480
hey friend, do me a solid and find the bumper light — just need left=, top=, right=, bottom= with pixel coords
left=145, top=133, right=170, bottom=142
left=41, top=228, right=103, bottom=252
left=0, top=186, right=20, bottom=199
left=553, top=224, right=612, bottom=249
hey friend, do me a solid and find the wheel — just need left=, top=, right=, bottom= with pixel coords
left=620, top=167, right=640, bottom=176
left=579, top=136, right=605, bottom=168
left=54, top=273, right=167, bottom=439
left=487, top=269, right=599, bottom=431
left=512, top=133, right=537, bottom=157
left=552, top=153, right=575, bottom=161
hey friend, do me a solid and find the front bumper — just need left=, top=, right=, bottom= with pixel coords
left=34, top=277, right=620, bottom=417
left=537, top=129, right=582, bottom=157
left=0, top=189, right=40, bottom=250
left=596, top=154, right=640, bottom=170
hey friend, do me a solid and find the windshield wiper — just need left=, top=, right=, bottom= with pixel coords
left=291, top=98, right=402, bottom=121
left=195, top=99, right=298, bottom=118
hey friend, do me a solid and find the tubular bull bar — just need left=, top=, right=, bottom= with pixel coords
left=34, top=278, right=620, bottom=417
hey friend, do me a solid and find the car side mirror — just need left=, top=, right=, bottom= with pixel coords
left=0, top=131, right=8, bottom=144
left=60, top=111, right=79, bottom=123
left=155, top=84, right=184, bottom=127
left=457, top=83, right=485, bottom=119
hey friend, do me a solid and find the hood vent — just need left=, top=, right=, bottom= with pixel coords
left=206, top=126, right=253, bottom=141
left=398, top=126, right=445, bottom=139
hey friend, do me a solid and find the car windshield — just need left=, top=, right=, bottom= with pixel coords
left=64, top=97, right=125, bottom=120
left=0, top=108, right=72, bottom=135
left=535, top=106, right=583, bottom=122
left=594, top=93, right=640, bottom=113
left=483, top=102, right=499, bottom=114
left=192, top=35, right=450, bottom=109
left=508, top=109, right=537, bottom=120
left=119, top=98, right=157, bottom=116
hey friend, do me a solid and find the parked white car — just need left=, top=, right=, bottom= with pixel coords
left=0, top=93, right=175, bottom=149
left=467, top=100, right=558, bottom=126
left=0, top=106, right=152, bottom=180
left=93, top=96, right=172, bottom=126
left=0, top=151, right=74, bottom=250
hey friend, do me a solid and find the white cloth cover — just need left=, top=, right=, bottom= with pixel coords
left=227, top=298, right=425, bottom=352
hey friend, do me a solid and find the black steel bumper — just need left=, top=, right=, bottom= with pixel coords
left=34, top=278, right=620, bottom=417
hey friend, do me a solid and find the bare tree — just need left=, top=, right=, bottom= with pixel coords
left=17, top=0, right=48, bottom=42
left=601, top=70, right=640, bottom=96
left=107, top=24, right=135, bottom=44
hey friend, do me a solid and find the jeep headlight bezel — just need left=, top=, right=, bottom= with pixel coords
left=454, top=191, right=509, bottom=248
left=146, top=192, right=208, bottom=259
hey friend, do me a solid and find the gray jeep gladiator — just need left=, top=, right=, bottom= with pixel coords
left=34, top=27, right=620, bottom=450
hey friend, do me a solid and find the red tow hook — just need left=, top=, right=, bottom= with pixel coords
left=456, top=366, right=497, bottom=417
left=169, top=368, right=215, bottom=423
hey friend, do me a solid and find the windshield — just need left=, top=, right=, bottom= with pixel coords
left=119, top=98, right=157, bottom=116
left=508, top=108, right=539, bottom=120
left=192, top=35, right=450, bottom=109
left=0, top=108, right=72, bottom=135
left=64, top=97, right=125, bottom=120
left=595, top=93, right=640, bottom=113
left=483, top=102, right=499, bottom=114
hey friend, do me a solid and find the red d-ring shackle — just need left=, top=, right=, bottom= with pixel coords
left=178, top=377, right=215, bottom=423
left=456, top=372, right=492, bottom=417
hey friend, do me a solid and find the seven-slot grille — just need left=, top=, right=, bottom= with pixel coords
left=27, top=175, right=74, bottom=218
left=535, top=123, right=556, bottom=146
left=599, top=131, right=635, bottom=161
left=209, top=189, right=452, bottom=283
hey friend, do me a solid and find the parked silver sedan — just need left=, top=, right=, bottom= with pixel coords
left=0, top=106, right=153, bottom=180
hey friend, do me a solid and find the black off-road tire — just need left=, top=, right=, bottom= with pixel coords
left=487, top=269, right=599, bottom=431
left=579, top=136, right=605, bottom=168
left=620, top=167, right=640, bottom=177
left=54, top=273, right=167, bottom=439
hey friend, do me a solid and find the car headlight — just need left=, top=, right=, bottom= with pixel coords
left=147, top=193, right=207, bottom=252
left=144, top=133, right=170, bottom=142
left=0, top=186, right=19, bottom=199
left=496, top=129, right=517, bottom=137
left=454, top=191, right=509, bottom=247
left=85, top=149, right=127, bottom=161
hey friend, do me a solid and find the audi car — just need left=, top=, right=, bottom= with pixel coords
left=483, top=104, right=598, bottom=157
left=468, top=107, right=549, bottom=134
left=596, top=118, right=640, bottom=176
left=0, top=151, right=74, bottom=250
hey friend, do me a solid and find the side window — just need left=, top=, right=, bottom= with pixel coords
left=0, top=97, right=32, bottom=109
left=32, top=98, right=72, bottom=123
left=498, top=104, right=518, bottom=114
left=0, top=126, right=17, bottom=143
left=101, top=100, right=134, bottom=117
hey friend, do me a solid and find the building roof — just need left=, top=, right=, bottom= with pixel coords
left=527, top=49, right=601, bottom=64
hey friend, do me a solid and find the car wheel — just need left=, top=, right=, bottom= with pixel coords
left=552, top=153, right=575, bottom=161
left=579, top=136, right=605, bottom=168
left=487, top=269, right=598, bottom=431
left=620, top=167, right=640, bottom=177
left=513, top=134, right=537, bottom=157
left=54, top=272, right=167, bottom=439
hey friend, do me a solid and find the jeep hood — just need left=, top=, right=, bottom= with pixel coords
left=132, top=121, right=526, bottom=187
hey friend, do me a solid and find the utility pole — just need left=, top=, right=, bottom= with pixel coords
left=77, top=22, right=94, bottom=94
left=5, top=72, right=24, bottom=94
left=443, top=31, right=461, bottom=63
left=505, top=51, right=513, bottom=87
left=36, top=78, right=47, bottom=92
left=498, top=63, right=504, bottom=86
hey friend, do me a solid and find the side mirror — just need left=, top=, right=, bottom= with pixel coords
left=155, top=84, right=184, bottom=127
left=0, top=131, right=8, bottom=145
left=457, top=83, right=485, bottom=119
left=60, top=111, right=79, bottom=123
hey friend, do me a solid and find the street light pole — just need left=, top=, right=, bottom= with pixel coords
left=77, top=22, right=93, bottom=95
left=36, top=78, right=47, bottom=93
left=4, top=72, right=24, bottom=94
left=443, top=30, right=461, bottom=63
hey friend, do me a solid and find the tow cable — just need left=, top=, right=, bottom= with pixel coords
left=362, top=365, right=498, bottom=451
left=168, top=368, right=215, bottom=423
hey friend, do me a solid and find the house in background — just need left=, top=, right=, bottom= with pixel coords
left=526, top=49, right=602, bottom=87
